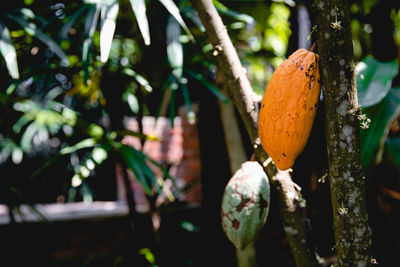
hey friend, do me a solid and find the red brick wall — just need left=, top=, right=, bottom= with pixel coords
left=116, top=105, right=202, bottom=212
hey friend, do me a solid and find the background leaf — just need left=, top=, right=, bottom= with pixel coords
left=82, top=4, right=101, bottom=82
left=6, top=12, right=69, bottom=66
left=59, top=5, right=89, bottom=40
left=123, top=68, right=153, bottom=92
left=118, top=144, right=156, bottom=196
left=213, top=0, right=255, bottom=24
left=360, top=87, right=400, bottom=174
left=166, top=15, right=183, bottom=79
left=180, top=81, right=195, bottom=124
left=60, top=138, right=97, bottom=155
left=100, top=1, right=119, bottom=63
left=181, top=6, right=205, bottom=32
left=158, top=0, right=194, bottom=42
left=356, top=56, right=399, bottom=107
left=185, top=69, right=228, bottom=103
left=129, top=0, right=151, bottom=46
left=0, top=22, right=19, bottom=79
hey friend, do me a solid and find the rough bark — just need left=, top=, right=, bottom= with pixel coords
left=191, top=0, right=320, bottom=266
left=313, top=0, right=373, bottom=265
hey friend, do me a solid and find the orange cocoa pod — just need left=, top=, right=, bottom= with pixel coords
left=258, top=48, right=321, bottom=170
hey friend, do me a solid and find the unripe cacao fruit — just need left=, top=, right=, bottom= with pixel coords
left=258, top=48, right=321, bottom=170
left=221, top=161, right=270, bottom=250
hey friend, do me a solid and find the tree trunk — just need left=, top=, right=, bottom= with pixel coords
left=191, top=1, right=320, bottom=266
left=313, top=0, right=373, bottom=265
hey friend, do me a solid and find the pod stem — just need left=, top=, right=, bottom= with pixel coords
left=309, top=41, right=317, bottom=53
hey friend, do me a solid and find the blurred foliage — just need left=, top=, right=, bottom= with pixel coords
left=0, top=0, right=196, bottom=208
left=394, top=9, right=400, bottom=45
left=221, top=1, right=292, bottom=95
left=0, top=0, right=399, bottom=215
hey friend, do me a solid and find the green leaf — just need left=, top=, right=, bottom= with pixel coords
left=213, top=0, right=255, bottom=24
left=87, top=123, right=104, bottom=138
left=185, top=69, right=229, bottom=103
left=83, top=4, right=101, bottom=82
left=59, top=5, right=89, bottom=40
left=263, top=3, right=291, bottom=57
left=61, top=107, right=78, bottom=126
left=130, top=148, right=162, bottom=194
left=13, top=112, right=35, bottom=133
left=20, top=122, right=38, bottom=152
left=180, top=82, right=195, bottom=124
left=181, top=6, right=205, bottom=32
left=0, top=22, right=19, bottom=79
left=126, top=92, right=139, bottom=114
left=361, top=87, right=400, bottom=173
left=157, top=73, right=174, bottom=118
left=6, top=82, right=17, bottom=95
left=356, top=56, right=399, bottom=107
left=80, top=182, right=94, bottom=203
left=11, top=147, right=23, bottom=164
left=129, top=0, right=151, bottom=46
left=60, top=138, right=97, bottom=155
left=138, top=248, right=156, bottom=265
left=71, top=115, right=105, bottom=138
left=0, top=138, right=22, bottom=164
left=44, top=86, right=64, bottom=102
left=6, top=12, right=69, bottom=66
left=92, top=145, right=110, bottom=164
left=19, top=8, right=36, bottom=19
left=123, top=68, right=153, bottom=92
left=19, top=8, right=47, bottom=25
left=100, top=0, right=119, bottom=62
left=180, top=221, right=200, bottom=232
left=147, top=157, right=174, bottom=182
left=166, top=16, right=183, bottom=78
left=158, top=0, right=194, bottom=42
left=118, top=144, right=155, bottom=195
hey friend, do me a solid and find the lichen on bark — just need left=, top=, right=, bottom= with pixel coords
left=313, top=0, right=373, bottom=265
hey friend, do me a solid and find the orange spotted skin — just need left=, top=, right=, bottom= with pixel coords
left=258, top=49, right=321, bottom=170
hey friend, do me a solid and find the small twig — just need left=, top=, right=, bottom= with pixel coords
left=309, top=41, right=317, bottom=52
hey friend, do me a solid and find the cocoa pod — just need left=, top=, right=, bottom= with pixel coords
left=258, top=48, right=321, bottom=170
left=221, top=161, right=270, bottom=250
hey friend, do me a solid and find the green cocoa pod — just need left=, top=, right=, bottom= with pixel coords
left=221, top=161, right=270, bottom=250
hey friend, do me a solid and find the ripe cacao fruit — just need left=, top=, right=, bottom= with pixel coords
left=258, top=48, right=321, bottom=170
left=221, top=161, right=270, bottom=250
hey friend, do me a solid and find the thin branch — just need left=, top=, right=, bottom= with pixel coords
left=191, top=0, right=320, bottom=266
left=313, top=0, right=373, bottom=265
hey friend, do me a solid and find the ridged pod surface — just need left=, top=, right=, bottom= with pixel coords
left=258, top=48, right=321, bottom=170
left=221, top=161, right=270, bottom=250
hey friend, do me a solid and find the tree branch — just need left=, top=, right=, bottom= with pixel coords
left=314, top=0, right=373, bottom=265
left=191, top=0, right=320, bottom=266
